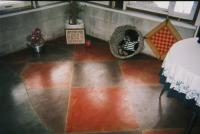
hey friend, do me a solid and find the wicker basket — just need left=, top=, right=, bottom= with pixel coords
left=109, top=25, right=144, bottom=59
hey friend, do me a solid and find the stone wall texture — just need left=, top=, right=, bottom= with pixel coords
left=80, top=4, right=197, bottom=57
left=0, top=4, right=68, bottom=56
left=0, top=2, right=197, bottom=57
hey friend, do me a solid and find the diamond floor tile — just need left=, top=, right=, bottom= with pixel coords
left=72, top=61, right=121, bottom=88
left=121, top=85, right=191, bottom=129
left=21, top=61, right=73, bottom=90
left=37, top=43, right=75, bottom=62
left=120, top=60, right=161, bottom=86
left=0, top=64, right=49, bottom=134
left=74, top=44, right=116, bottom=61
left=27, top=88, right=68, bottom=133
left=66, top=87, right=139, bottom=133
left=2, top=35, right=200, bottom=134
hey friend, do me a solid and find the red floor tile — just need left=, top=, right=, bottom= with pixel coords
left=66, top=87, right=139, bottom=133
left=143, top=129, right=183, bottom=134
left=74, top=45, right=116, bottom=61
left=22, top=61, right=73, bottom=89
left=120, top=60, right=161, bottom=86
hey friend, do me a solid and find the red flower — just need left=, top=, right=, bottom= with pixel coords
left=30, top=28, right=44, bottom=45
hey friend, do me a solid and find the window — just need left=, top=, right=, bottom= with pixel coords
left=37, top=1, right=63, bottom=7
left=0, top=1, right=64, bottom=15
left=0, top=1, right=31, bottom=13
left=90, top=1, right=110, bottom=6
left=126, top=1, right=199, bottom=20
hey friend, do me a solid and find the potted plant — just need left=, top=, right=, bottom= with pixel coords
left=26, top=28, right=45, bottom=55
left=67, top=1, right=83, bottom=25
left=65, top=1, right=85, bottom=44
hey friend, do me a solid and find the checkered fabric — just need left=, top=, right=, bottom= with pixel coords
left=145, top=19, right=182, bottom=60
left=150, top=26, right=177, bottom=55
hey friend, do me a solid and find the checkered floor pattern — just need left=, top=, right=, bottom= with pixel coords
left=150, top=26, right=177, bottom=55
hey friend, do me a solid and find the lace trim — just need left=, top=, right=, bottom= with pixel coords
left=162, top=68, right=200, bottom=107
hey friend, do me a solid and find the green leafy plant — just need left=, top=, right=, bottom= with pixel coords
left=67, top=1, right=83, bottom=25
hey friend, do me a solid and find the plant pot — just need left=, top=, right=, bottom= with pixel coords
left=33, top=45, right=43, bottom=53
left=27, top=43, right=44, bottom=56
left=65, top=19, right=84, bottom=29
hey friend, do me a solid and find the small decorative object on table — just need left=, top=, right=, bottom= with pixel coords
left=27, top=28, right=45, bottom=56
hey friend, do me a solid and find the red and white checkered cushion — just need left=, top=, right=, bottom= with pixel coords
left=146, top=19, right=182, bottom=60
left=149, top=26, right=178, bottom=55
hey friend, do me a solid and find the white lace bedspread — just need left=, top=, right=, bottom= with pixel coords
left=161, top=38, right=200, bottom=107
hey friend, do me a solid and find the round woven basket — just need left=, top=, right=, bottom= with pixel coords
left=109, top=25, right=144, bottom=59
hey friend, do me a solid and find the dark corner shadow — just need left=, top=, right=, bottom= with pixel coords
left=154, top=90, right=195, bottom=133
left=0, top=62, right=49, bottom=134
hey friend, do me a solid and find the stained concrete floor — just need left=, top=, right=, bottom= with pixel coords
left=0, top=36, right=200, bottom=134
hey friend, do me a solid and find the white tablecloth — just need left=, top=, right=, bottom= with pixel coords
left=162, top=38, right=200, bottom=106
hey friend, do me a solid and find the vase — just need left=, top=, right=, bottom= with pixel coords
left=29, top=43, right=44, bottom=56
left=34, top=45, right=42, bottom=53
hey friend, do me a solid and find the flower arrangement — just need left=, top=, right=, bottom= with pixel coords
left=26, top=28, right=45, bottom=55
left=31, top=28, right=44, bottom=45
left=27, top=28, right=44, bottom=47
